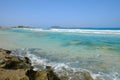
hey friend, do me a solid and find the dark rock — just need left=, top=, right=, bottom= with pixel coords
left=26, top=69, right=37, bottom=80
left=47, top=70, right=61, bottom=80
left=24, top=57, right=31, bottom=65
left=26, top=66, right=61, bottom=80
left=46, top=66, right=52, bottom=71
left=46, top=66, right=60, bottom=80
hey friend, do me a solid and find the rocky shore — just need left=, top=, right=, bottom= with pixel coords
left=0, top=48, right=95, bottom=80
left=0, top=48, right=60, bottom=80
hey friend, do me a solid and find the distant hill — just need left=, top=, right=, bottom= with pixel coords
left=13, top=26, right=30, bottom=28
left=50, top=26, right=63, bottom=29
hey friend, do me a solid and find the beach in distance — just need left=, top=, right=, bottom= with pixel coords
left=0, top=27, right=120, bottom=80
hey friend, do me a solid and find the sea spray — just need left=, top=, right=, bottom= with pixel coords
left=11, top=48, right=120, bottom=80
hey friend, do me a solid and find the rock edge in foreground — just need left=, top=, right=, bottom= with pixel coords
left=0, top=48, right=60, bottom=80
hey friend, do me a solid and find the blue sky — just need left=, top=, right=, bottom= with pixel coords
left=0, top=0, right=120, bottom=28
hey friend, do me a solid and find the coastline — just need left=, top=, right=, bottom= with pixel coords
left=0, top=48, right=61, bottom=80
left=0, top=48, right=94, bottom=80
left=0, top=28, right=120, bottom=80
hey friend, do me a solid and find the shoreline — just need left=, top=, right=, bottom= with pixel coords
left=0, top=48, right=61, bottom=80
left=0, top=29, right=120, bottom=80
left=0, top=48, right=94, bottom=80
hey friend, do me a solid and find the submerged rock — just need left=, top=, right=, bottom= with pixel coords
left=62, top=40, right=83, bottom=47
left=69, top=40, right=82, bottom=45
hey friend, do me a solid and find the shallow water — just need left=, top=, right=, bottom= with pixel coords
left=0, top=28, right=120, bottom=80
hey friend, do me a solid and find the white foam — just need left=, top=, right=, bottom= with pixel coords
left=22, top=28, right=120, bottom=35
left=11, top=48, right=120, bottom=80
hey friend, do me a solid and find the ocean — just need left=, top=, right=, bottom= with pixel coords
left=0, top=28, right=120, bottom=80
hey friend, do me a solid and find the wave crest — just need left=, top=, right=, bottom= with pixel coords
left=21, top=28, right=120, bottom=35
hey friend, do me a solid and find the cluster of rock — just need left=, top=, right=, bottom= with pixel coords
left=0, top=48, right=95, bottom=80
left=0, top=48, right=60, bottom=80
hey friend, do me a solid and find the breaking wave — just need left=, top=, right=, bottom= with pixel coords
left=21, top=28, right=120, bottom=35
left=11, top=48, right=120, bottom=80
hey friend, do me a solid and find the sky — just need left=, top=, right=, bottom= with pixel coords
left=0, top=0, right=120, bottom=28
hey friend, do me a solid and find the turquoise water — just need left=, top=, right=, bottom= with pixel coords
left=0, top=28, right=120, bottom=80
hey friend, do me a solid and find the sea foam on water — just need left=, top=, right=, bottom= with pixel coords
left=11, top=48, right=120, bottom=80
